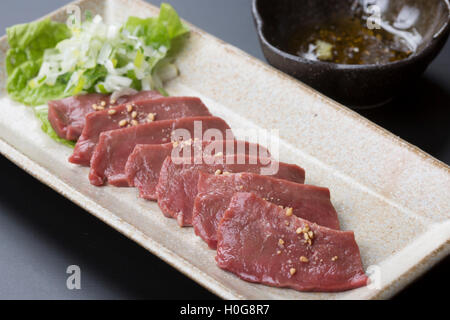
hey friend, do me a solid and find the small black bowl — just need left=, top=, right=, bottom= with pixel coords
left=252, top=0, right=450, bottom=108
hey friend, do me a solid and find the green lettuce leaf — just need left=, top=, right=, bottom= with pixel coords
left=6, top=18, right=73, bottom=145
left=6, top=18, right=71, bottom=76
left=6, top=18, right=71, bottom=102
left=158, top=3, right=190, bottom=39
left=7, top=59, right=71, bottom=106
left=124, top=3, right=189, bottom=66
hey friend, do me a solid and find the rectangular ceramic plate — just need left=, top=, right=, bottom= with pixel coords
left=0, top=0, right=449, bottom=300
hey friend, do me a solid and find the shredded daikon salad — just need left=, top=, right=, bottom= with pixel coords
left=6, top=3, right=189, bottom=106
left=31, top=13, right=180, bottom=96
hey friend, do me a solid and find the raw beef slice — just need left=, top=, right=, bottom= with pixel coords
left=125, top=140, right=270, bottom=200
left=89, top=116, right=233, bottom=187
left=69, top=97, right=211, bottom=166
left=216, top=192, right=368, bottom=292
left=48, top=91, right=162, bottom=140
left=193, top=172, right=340, bottom=249
left=156, top=155, right=305, bottom=227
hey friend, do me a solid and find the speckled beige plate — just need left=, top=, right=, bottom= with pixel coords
left=0, top=0, right=449, bottom=300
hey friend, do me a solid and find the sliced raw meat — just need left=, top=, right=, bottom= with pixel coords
left=193, top=172, right=340, bottom=249
left=89, top=116, right=233, bottom=187
left=69, top=97, right=211, bottom=166
left=125, top=140, right=270, bottom=200
left=216, top=192, right=368, bottom=292
left=156, top=155, right=305, bottom=227
left=48, top=91, right=162, bottom=141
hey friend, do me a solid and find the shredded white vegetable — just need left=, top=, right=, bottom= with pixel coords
left=32, top=14, right=178, bottom=95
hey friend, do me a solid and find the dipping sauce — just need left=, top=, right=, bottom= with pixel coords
left=287, top=14, right=414, bottom=65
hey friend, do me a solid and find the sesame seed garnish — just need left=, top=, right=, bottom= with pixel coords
left=296, top=225, right=314, bottom=246
left=214, top=169, right=222, bottom=175
left=278, top=239, right=284, bottom=246
left=285, top=207, right=293, bottom=217
left=131, top=120, right=139, bottom=126
left=276, top=250, right=281, bottom=255
left=332, top=256, right=338, bottom=261
left=285, top=221, right=290, bottom=226
left=148, top=113, right=156, bottom=122
left=100, top=101, right=106, bottom=107
left=289, top=268, right=297, bottom=276
left=92, top=103, right=105, bottom=111
left=126, top=104, right=133, bottom=113
left=119, top=119, right=128, bottom=127
left=131, top=111, right=138, bottom=119
left=223, top=171, right=230, bottom=175
left=299, top=256, right=309, bottom=263
left=108, top=109, right=117, bottom=115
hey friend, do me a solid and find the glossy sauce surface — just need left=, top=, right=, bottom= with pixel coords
left=287, top=13, right=414, bottom=65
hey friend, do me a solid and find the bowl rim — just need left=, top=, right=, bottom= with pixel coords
left=252, top=0, right=450, bottom=70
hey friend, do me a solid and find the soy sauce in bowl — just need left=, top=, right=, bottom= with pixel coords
left=286, top=6, right=418, bottom=65
left=287, top=16, right=413, bottom=65
left=252, top=0, right=450, bottom=107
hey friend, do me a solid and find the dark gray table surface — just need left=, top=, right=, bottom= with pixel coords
left=0, top=0, right=448, bottom=300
